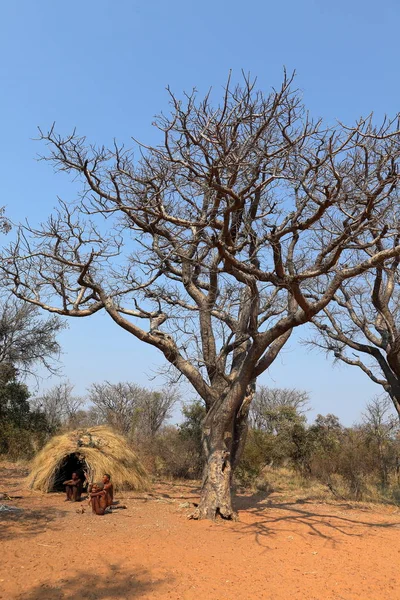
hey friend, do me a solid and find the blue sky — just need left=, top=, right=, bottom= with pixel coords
left=1, top=0, right=399, bottom=424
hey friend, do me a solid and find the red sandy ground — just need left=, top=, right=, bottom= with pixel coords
left=1, top=463, right=400, bottom=600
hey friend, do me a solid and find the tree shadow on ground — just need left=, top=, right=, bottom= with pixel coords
left=125, top=481, right=201, bottom=502
left=0, top=505, right=67, bottom=541
left=16, top=565, right=170, bottom=600
left=0, top=464, right=29, bottom=487
left=233, top=489, right=273, bottom=511
left=233, top=492, right=400, bottom=546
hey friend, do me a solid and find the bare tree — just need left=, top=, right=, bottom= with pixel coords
left=32, top=381, right=83, bottom=430
left=309, top=244, right=400, bottom=418
left=3, top=74, right=400, bottom=519
left=136, top=387, right=179, bottom=438
left=88, top=381, right=177, bottom=437
left=362, top=395, right=398, bottom=488
left=0, top=297, right=64, bottom=378
left=70, top=406, right=105, bottom=428
left=250, top=386, right=309, bottom=431
left=88, top=381, right=144, bottom=436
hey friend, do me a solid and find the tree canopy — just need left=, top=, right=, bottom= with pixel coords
left=3, top=73, right=400, bottom=519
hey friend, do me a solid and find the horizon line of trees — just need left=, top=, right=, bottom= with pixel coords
left=3, top=359, right=400, bottom=507
left=0, top=293, right=399, bottom=508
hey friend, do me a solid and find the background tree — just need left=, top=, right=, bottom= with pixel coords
left=309, top=249, right=400, bottom=419
left=88, top=381, right=144, bottom=436
left=239, top=386, right=308, bottom=482
left=0, top=296, right=64, bottom=456
left=178, top=399, right=206, bottom=476
left=0, top=365, right=32, bottom=434
left=305, top=413, right=344, bottom=482
left=0, top=297, right=64, bottom=377
left=0, top=207, right=11, bottom=234
left=69, top=405, right=105, bottom=428
left=0, top=365, right=51, bottom=457
left=3, top=74, right=400, bottom=519
left=32, top=381, right=83, bottom=431
left=250, top=386, right=309, bottom=431
left=152, top=400, right=206, bottom=479
left=362, top=395, right=398, bottom=489
left=87, top=381, right=176, bottom=437
left=136, top=387, right=179, bottom=438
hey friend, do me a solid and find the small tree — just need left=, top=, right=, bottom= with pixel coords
left=0, top=365, right=32, bottom=432
left=68, top=406, right=105, bottom=428
left=88, top=381, right=144, bottom=436
left=136, top=387, right=179, bottom=438
left=153, top=400, right=206, bottom=479
left=88, top=381, right=177, bottom=437
left=179, top=400, right=206, bottom=444
left=238, top=387, right=308, bottom=480
left=32, top=381, right=83, bottom=431
left=286, top=413, right=346, bottom=486
left=0, top=207, right=11, bottom=235
left=362, top=395, right=398, bottom=488
left=250, top=386, right=309, bottom=431
left=4, top=74, right=400, bottom=519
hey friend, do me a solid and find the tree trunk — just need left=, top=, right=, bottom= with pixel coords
left=388, top=388, right=400, bottom=422
left=195, top=445, right=236, bottom=520
left=231, top=383, right=255, bottom=470
left=192, top=385, right=254, bottom=521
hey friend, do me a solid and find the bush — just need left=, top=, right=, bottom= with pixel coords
left=0, top=367, right=52, bottom=459
left=136, top=400, right=206, bottom=480
left=235, top=429, right=274, bottom=487
left=139, top=426, right=200, bottom=479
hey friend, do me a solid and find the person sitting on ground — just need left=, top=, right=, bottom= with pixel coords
left=63, top=472, right=83, bottom=502
left=102, top=473, right=114, bottom=507
left=88, top=482, right=108, bottom=515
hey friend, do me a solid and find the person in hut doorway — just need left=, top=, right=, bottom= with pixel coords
left=63, top=472, right=83, bottom=502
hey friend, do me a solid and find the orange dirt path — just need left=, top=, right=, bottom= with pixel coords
left=1, top=464, right=400, bottom=599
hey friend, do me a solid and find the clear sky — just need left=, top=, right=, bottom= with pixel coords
left=1, top=0, right=399, bottom=424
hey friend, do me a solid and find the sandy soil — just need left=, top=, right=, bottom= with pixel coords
left=1, top=464, right=400, bottom=600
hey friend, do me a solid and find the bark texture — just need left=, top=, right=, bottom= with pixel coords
left=196, top=449, right=235, bottom=520
left=193, top=385, right=254, bottom=520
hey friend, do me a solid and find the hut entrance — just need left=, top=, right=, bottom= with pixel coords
left=52, top=453, right=88, bottom=491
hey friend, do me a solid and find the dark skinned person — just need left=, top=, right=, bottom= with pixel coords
left=63, top=472, right=83, bottom=502
left=102, top=473, right=114, bottom=507
left=88, top=482, right=108, bottom=515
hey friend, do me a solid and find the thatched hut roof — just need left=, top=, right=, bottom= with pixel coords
left=27, top=426, right=149, bottom=492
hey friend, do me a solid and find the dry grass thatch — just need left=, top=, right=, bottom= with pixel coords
left=27, top=426, right=149, bottom=492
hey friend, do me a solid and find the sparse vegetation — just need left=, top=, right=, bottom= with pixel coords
left=3, top=372, right=400, bottom=507
left=3, top=367, right=400, bottom=508
left=236, top=393, right=400, bottom=505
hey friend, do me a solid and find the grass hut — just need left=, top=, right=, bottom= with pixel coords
left=27, top=426, right=149, bottom=492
